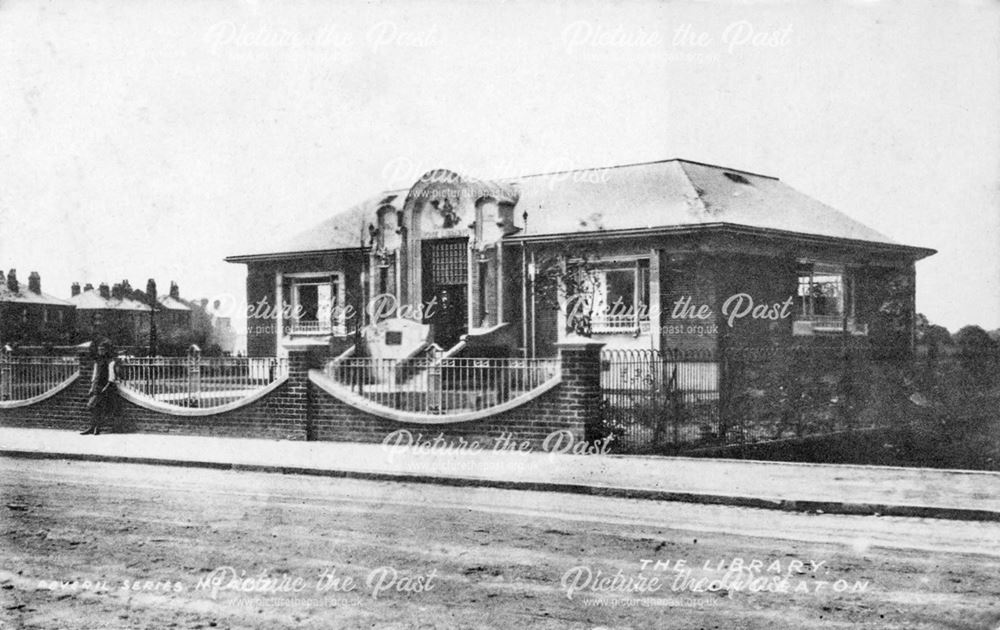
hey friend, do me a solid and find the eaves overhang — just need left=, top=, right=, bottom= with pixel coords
left=224, top=246, right=370, bottom=265
left=502, top=223, right=937, bottom=261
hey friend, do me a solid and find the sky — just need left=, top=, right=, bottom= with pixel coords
left=1, top=0, right=997, bottom=333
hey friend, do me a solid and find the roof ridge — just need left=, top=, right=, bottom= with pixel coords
left=491, top=158, right=780, bottom=182
left=674, top=160, right=711, bottom=217
left=386, top=158, right=780, bottom=186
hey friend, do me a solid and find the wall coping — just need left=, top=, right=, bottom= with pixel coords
left=116, top=375, right=289, bottom=417
left=308, top=369, right=562, bottom=425
left=0, top=372, right=80, bottom=409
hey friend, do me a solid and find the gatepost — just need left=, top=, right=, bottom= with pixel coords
left=554, top=336, right=605, bottom=443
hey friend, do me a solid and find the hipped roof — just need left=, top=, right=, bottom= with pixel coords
left=226, top=158, right=935, bottom=261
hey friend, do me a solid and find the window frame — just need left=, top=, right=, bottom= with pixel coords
left=286, top=271, right=346, bottom=336
left=794, top=262, right=865, bottom=335
left=562, top=256, right=651, bottom=335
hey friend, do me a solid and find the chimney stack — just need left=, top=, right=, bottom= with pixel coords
left=0, top=271, right=5, bottom=288
left=84, top=283, right=94, bottom=292
left=98, top=283, right=110, bottom=299
left=28, top=271, right=41, bottom=294
left=71, top=282, right=81, bottom=297
left=111, top=283, right=124, bottom=300
left=146, top=279, right=158, bottom=306
left=169, top=282, right=180, bottom=300
left=7, top=269, right=18, bottom=293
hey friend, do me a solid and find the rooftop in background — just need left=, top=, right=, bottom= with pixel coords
left=226, top=158, right=936, bottom=261
left=0, top=284, right=73, bottom=307
left=0, top=270, right=73, bottom=307
left=157, top=295, right=190, bottom=311
left=69, top=288, right=151, bottom=311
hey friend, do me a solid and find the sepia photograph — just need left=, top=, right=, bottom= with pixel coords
left=1, top=0, right=998, bottom=628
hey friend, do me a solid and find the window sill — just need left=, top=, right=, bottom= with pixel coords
left=793, top=320, right=868, bottom=336
left=286, top=323, right=349, bottom=336
left=587, top=319, right=651, bottom=335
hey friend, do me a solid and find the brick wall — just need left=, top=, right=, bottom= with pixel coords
left=309, top=340, right=601, bottom=448
left=659, top=253, right=720, bottom=353
left=0, top=344, right=605, bottom=449
left=0, top=351, right=309, bottom=440
left=0, top=351, right=91, bottom=431
left=110, top=351, right=309, bottom=440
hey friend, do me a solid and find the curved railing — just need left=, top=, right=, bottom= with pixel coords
left=312, top=356, right=561, bottom=424
left=0, top=355, right=80, bottom=409
left=116, top=355, right=289, bottom=416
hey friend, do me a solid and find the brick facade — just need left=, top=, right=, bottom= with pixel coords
left=246, top=252, right=367, bottom=358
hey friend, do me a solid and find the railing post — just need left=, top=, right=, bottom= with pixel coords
left=427, top=360, right=442, bottom=412
left=0, top=345, right=12, bottom=401
left=187, top=344, right=201, bottom=407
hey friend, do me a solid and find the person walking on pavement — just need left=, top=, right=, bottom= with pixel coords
left=82, top=339, right=117, bottom=435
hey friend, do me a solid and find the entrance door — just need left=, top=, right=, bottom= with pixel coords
left=422, top=238, right=468, bottom=349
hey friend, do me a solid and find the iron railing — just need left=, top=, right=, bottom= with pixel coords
left=0, top=352, right=79, bottom=402
left=600, top=348, right=719, bottom=451
left=117, top=351, right=288, bottom=409
left=600, top=346, right=881, bottom=453
left=325, top=356, right=559, bottom=414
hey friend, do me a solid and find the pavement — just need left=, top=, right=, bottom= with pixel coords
left=1, top=427, right=997, bottom=522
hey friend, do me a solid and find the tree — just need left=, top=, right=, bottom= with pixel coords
left=953, top=325, right=998, bottom=379
left=924, top=325, right=953, bottom=348
left=532, top=245, right=598, bottom=336
left=954, top=325, right=996, bottom=350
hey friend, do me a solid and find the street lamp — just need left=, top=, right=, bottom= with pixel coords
left=146, top=279, right=158, bottom=357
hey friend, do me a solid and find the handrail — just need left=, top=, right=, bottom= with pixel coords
left=329, top=344, right=356, bottom=369
left=437, top=339, right=467, bottom=362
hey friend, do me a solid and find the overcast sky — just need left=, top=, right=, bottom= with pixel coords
left=1, top=0, right=997, bottom=332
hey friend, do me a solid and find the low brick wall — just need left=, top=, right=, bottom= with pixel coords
left=0, top=369, right=90, bottom=432
left=307, top=340, right=603, bottom=449
left=308, top=378, right=578, bottom=449
left=0, top=352, right=309, bottom=440
left=112, top=386, right=305, bottom=441
left=0, top=341, right=604, bottom=446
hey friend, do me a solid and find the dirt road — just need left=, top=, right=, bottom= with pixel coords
left=1, top=458, right=998, bottom=629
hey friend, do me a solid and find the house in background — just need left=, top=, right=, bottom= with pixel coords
left=69, top=281, right=152, bottom=350
left=0, top=269, right=76, bottom=347
left=226, top=159, right=935, bottom=362
left=154, top=281, right=193, bottom=352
